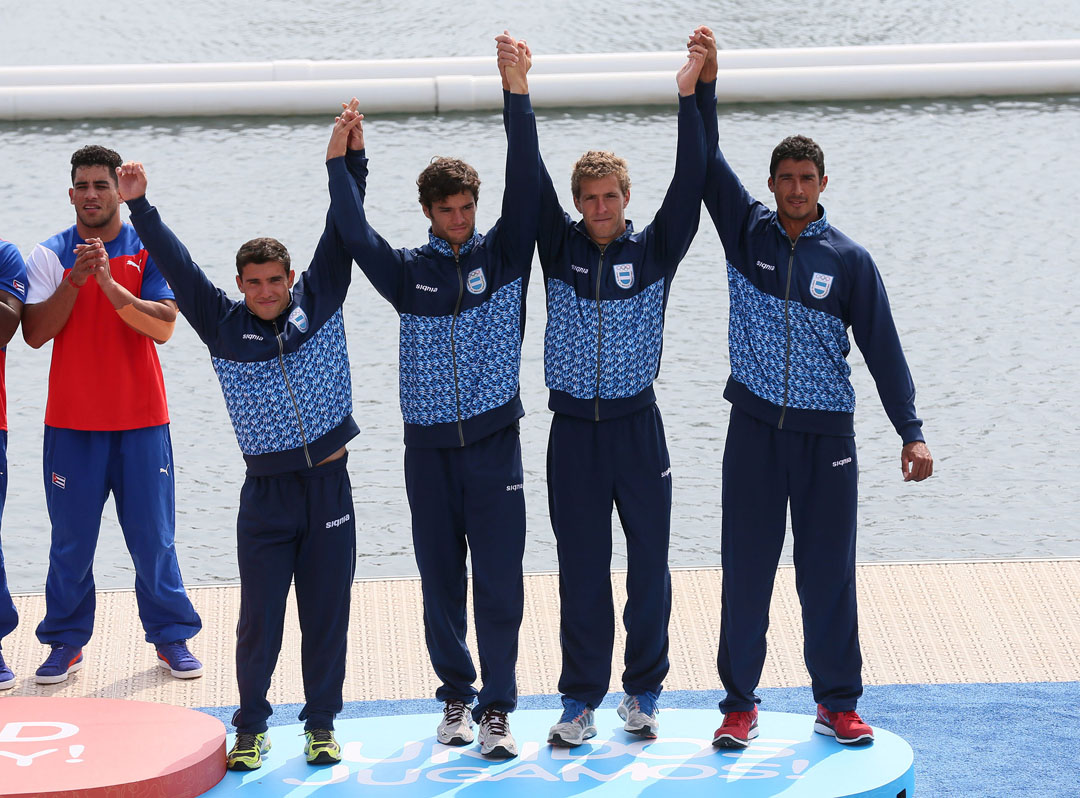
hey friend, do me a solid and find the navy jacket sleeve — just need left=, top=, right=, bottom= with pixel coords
left=329, top=148, right=409, bottom=311
left=488, top=92, right=539, bottom=275
left=646, top=93, right=707, bottom=278
left=125, top=194, right=234, bottom=351
left=292, top=155, right=362, bottom=327
left=503, top=89, right=572, bottom=277
left=696, top=79, right=758, bottom=258
left=846, top=249, right=925, bottom=444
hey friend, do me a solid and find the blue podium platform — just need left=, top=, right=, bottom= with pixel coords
left=203, top=709, right=913, bottom=797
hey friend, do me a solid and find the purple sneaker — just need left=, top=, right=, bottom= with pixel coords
left=156, top=640, right=204, bottom=679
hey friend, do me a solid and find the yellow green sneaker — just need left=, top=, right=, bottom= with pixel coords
left=227, top=732, right=271, bottom=771
left=304, top=728, right=342, bottom=765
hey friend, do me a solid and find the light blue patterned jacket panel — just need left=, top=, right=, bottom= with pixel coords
left=398, top=278, right=522, bottom=426
left=728, top=266, right=854, bottom=412
left=211, top=310, right=353, bottom=455
left=545, top=277, right=665, bottom=400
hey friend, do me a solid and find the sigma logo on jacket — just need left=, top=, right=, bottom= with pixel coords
left=571, top=264, right=589, bottom=275
left=809, top=272, right=834, bottom=299
left=416, top=283, right=438, bottom=293
left=613, top=262, right=634, bottom=289
left=756, top=260, right=775, bottom=271
left=832, top=456, right=852, bottom=468
left=242, top=333, right=264, bottom=341
left=326, top=513, right=352, bottom=529
left=467, top=268, right=486, bottom=294
left=288, top=306, right=309, bottom=333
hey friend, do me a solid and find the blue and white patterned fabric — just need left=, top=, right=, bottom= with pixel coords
left=399, top=279, right=522, bottom=425
left=545, top=277, right=665, bottom=400
left=428, top=230, right=480, bottom=258
left=727, top=267, right=854, bottom=412
left=213, top=310, right=352, bottom=455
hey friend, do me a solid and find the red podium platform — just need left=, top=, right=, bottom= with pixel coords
left=0, top=697, right=225, bottom=798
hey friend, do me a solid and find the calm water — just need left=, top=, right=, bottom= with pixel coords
left=2, top=2, right=1079, bottom=592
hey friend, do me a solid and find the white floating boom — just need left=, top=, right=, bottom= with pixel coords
left=1, top=41, right=1077, bottom=121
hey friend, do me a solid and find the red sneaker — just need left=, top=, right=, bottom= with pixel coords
left=813, top=705, right=874, bottom=745
left=712, top=707, right=759, bottom=748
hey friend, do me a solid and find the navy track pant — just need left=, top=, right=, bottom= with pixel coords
left=35, top=425, right=202, bottom=648
left=232, top=454, right=356, bottom=734
left=548, top=403, right=673, bottom=709
left=0, top=432, right=15, bottom=644
left=405, top=424, right=525, bottom=721
left=717, top=407, right=862, bottom=713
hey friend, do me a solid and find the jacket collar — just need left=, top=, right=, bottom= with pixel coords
left=428, top=228, right=481, bottom=258
left=572, top=219, right=636, bottom=249
left=773, top=205, right=830, bottom=240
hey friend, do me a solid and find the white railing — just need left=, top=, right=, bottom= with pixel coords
left=1, top=41, right=1077, bottom=120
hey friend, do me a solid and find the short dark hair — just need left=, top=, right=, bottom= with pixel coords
left=235, top=237, right=291, bottom=276
left=70, top=145, right=122, bottom=185
left=770, top=135, right=825, bottom=180
left=417, top=157, right=480, bottom=208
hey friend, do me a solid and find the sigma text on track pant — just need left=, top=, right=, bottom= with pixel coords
left=35, top=424, right=202, bottom=648
left=0, top=432, right=17, bottom=644
left=717, top=406, right=863, bottom=713
left=547, top=403, right=673, bottom=710
left=405, top=423, right=526, bottom=723
left=232, top=454, right=356, bottom=734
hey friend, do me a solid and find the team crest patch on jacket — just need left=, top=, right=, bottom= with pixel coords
left=613, top=262, right=634, bottom=289
left=809, top=272, right=834, bottom=299
left=467, top=267, right=487, bottom=295
left=288, top=306, right=309, bottom=333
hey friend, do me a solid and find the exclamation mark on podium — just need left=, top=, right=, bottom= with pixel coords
left=787, top=759, right=809, bottom=779
left=66, top=745, right=84, bottom=763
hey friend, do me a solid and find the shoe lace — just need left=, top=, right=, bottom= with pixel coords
left=482, top=709, right=509, bottom=736
left=722, top=710, right=755, bottom=728
left=630, top=691, right=659, bottom=716
left=233, top=732, right=260, bottom=753
left=44, top=645, right=73, bottom=667
left=308, top=729, right=334, bottom=745
left=559, top=699, right=590, bottom=725
left=443, top=700, right=470, bottom=725
left=837, top=710, right=864, bottom=724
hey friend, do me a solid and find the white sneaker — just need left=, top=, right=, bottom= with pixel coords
left=436, top=699, right=474, bottom=745
left=478, top=708, right=517, bottom=758
left=548, top=698, right=597, bottom=747
left=617, top=692, right=660, bottom=738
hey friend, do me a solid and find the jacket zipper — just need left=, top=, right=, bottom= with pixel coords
left=450, top=254, right=465, bottom=447
left=778, top=237, right=797, bottom=430
left=273, top=320, right=312, bottom=467
left=594, top=245, right=607, bottom=422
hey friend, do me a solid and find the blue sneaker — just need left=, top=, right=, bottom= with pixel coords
left=156, top=641, right=204, bottom=679
left=617, top=691, right=660, bottom=738
left=0, top=651, right=14, bottom=690
left=35, top=644, right=84, bottom=684
left=547, top=697, right=596, bottom=747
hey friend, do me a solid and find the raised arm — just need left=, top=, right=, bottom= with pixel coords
left=119, top=162, right=236, bottom=348
left=496, top=33, right=571, bottom=273
left=647, top=43, right=708, bottom=274
left=690, top=25, right=758, bottom=254
left=327, top=106, right=410, bottom=311
left=489, top=32, right=539, bottom=265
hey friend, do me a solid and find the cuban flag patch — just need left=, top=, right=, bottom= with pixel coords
left=287, top=306, right=309, bottom=333
left=12, top=278, right=25, bottom=294
left=809, top=272, right=834, bottom=299
left=613, top=262, right=634, bottom=289
left=466, top=268, right=486, bottom=295
left=51, top=472, right=66, bottom=490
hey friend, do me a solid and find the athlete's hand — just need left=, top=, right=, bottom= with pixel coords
left=69, top=239, right=107, bottom=287
left=338, top=97, right=365, bottom=151
left=901, top=441, right=933, bottom=482
left=328, top=101, right=364, bottom=161
left=116, top=161, right=148, bottom=203
left=677, top=43, right=707, bottom=96
left=690, top=25, right=718, bottom=83
left=496, top=31, right=531, bottom=92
